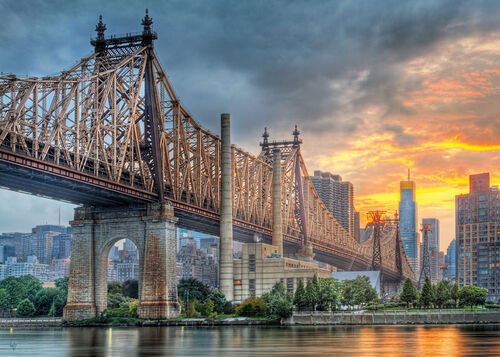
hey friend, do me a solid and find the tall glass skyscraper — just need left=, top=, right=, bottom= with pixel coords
left=399, top=178, right=419, bottom=273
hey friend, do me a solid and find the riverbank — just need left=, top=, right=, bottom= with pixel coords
left=3, top=310, right=500, bottom=328
left=284, top=310, right=500, bottom=325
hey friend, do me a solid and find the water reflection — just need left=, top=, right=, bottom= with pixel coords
left=2, top=325, right=500, bottom=356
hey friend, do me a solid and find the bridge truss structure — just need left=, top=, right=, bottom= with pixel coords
left=0, top=12, right=415, bottom=282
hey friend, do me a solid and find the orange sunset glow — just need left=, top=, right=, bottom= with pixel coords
left=300, top=33, right=500, bottom=251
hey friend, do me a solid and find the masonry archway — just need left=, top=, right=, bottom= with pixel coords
left=98, top=238, right=142, bottom=314
left=63, top=203, right=180, bottom=321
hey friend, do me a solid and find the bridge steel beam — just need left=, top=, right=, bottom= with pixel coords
left=272, top=149, right=283, bottom=255
left=63, top=202, right=180, bottom=321
left=219, top=113, right=234, bottom=301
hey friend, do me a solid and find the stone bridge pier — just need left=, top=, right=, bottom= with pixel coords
left=63, top=202, right=180, bottom=321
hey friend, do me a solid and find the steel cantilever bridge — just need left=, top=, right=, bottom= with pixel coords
left=0, top=13, right=415, bottom=286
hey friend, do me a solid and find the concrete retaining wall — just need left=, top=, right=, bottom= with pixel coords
left=284, top=310, right=500, bottom=325
left=0, top=318, right=62, bottom=328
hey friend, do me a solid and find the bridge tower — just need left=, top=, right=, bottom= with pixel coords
left=63, top=11, right=180, bottom=321
left=259, top=126, right=311, bottom=259
left=418, top=223, right=433, bottom=288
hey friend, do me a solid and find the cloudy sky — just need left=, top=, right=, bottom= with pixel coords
left=1, top=0, right=499, bottom=252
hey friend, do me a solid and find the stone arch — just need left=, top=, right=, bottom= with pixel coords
left=63, top=203, right=180, bottom=321
left=95, top=236, right=143, bottom=314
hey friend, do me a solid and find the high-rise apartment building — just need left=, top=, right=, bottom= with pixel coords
left=421, top=218, right=440, bottom=283
left=310, top=170, right=356, bottom=236
left=399, top=176, right=419, bottom=273
left=456, top=173, right=500, bottom=301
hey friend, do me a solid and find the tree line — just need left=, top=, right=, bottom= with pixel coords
left=399, top=277, right=488, bottom=309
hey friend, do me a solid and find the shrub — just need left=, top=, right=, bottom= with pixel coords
left=129, top=300, right=139, bottom=316
left=204, top=299, right=215, bottom=318
left=107, top=307, right=133, bottom=317
left=223, top=301, right=234, bottom=314
left=108, top=293, right=129, bottom=309
left=236, top=297, right=267, bottom=317
left=266, top=295, right=293, bottom=318
left=17, top=298, right=36, bottom=317
left=206, top=291, right=227, bottom=313
left=183, top=299, right=201, bottom=318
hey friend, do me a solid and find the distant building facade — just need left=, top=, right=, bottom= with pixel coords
left=232, top=243, right=331, bottom=303
left=445, top=239, right=457, bottom=281
left=310, top=170, right=357, bottom=237
left=456, top=173, right=500, bottom=301
left=399, top=178, right=419, bottom=273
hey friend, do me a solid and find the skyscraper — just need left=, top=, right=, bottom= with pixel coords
left=310, top=170, right=356, bottom=236
left=399, top=173, right=419, bottom=273
left=456, top=173, right=500, bottom=301
left=421, top=218, right=440, bottom=283
left=445, top=239, right=456, bottom=282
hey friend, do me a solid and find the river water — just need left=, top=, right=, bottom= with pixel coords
left=1, top=325, right=500, bottom=356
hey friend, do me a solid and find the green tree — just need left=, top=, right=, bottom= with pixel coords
left=419, top=277, right=435, bottom=308
left=0, top=275, right=42, bottom=308
left=317, top=278, right=341, bottom=311
left=0, top=289, right=10, bottom=311
left=19, top=275, right=43, bottom=302
left=305, top=275, right=320, bottom=310
left=450, top=282, right=459, bottom=307
left=206, top=291, right=228, bottom=314
left=177, top=278, right=211, bottom=303
left=122, top=280, right=138, bottom=299
left=54, top=277, right=69, bottom=294
left=48, top=294, right=66, bottom=317
left=434, top=280, right=450, bottom=308
left=349, top=276, right=378, bottom=307
left=17, top=298, right=36, bottom=317
left=34, top=288, right=66, bottom=316
left=262, top=282, right=294, bottom=319
left=293, top=279, right=307, bottom=311
left=341, top=279, right=355, bottom=309
left=458, top=285, right=488, bottom=309
left=108, top=281, right=123, bottom=295
left=400, top=278, right=419, bottom=307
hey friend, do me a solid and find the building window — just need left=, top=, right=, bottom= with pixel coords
left=287, top=278, right=294, bottom=294
left=249, top=279, right=255, bottom=297
left=248, top=254, right=256, bottom=272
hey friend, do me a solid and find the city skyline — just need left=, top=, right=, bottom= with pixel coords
left=0, top=0, right=499, bottom=254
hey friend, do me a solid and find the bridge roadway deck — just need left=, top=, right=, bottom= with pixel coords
left=0, top=147, right=403, bottom=281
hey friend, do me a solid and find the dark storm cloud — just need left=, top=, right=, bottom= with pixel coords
left=1, top=0, right=499, bottom=234
left=2, top=0, right=499, bottom=144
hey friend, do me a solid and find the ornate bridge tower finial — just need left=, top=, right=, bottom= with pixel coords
left=93, top=14, right=107, bottom=53
left=292, top=124, right=301, bottom=147
left=262, top=127, right=269, bottom=146
left=142, top=9, right=154, bottom=46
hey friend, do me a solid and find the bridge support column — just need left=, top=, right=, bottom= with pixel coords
left=272, top=149, right=283, bottom=255
left=219, top=113, right=234, bottom=301
left=63, top=202, right=180, bottom=321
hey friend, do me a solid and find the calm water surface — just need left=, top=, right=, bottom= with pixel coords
left=1, top=325, right=500, bottom=356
